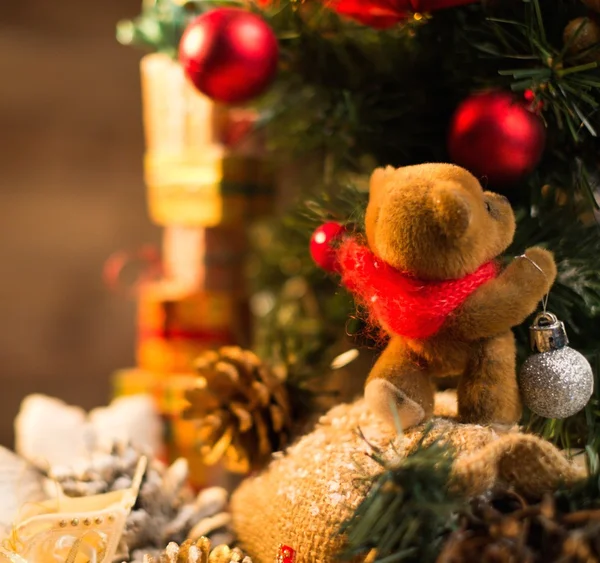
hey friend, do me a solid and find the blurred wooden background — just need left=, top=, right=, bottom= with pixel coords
left=0, top=0, right=157, bottom=447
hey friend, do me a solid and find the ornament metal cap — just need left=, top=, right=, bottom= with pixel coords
left=529, top=311, right=569, bottom=353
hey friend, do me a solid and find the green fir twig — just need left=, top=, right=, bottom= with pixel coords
left=471, top=1, right=600, bottom=143
left=339, top=434, right=463, bottom=563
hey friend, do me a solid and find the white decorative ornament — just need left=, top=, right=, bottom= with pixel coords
left=15, top=394, right=162, bottom=471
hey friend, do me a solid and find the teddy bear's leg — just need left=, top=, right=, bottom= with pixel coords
left=458, top=331, right=522, bottom=426
left=365, top=341, right=435, bottom=431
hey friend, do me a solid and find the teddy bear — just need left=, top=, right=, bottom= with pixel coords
left=336, top=163, right=557, bottom=430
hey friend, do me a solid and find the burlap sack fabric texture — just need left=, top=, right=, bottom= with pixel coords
left=230, top=392, right=586, bottom=563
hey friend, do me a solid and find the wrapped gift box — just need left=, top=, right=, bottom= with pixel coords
left=136, top=281, right=250, bottom=372
left=162, top=225, right=248, bottom=291
left=141, top=53, right=274, bottom=228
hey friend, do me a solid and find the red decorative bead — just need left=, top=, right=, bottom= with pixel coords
left=179, top=8, right=279, bottom=104
left=276, top=544, right=297, bottom=563
left=524, top=89, right=544, bottom=114
left=309, top=222, right=347, bottom=272
left=448, top=90, right=546, bottom=186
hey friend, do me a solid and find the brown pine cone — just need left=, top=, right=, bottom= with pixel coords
left=564, top=17, right=600, bottom=61
left=183, top=347, right=292, bottom=473
left=437, top=489, right=600, bottom=563
left=141, top=538, right=252, bottom=563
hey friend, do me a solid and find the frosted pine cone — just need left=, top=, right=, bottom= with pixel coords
left=49, top=445, right=233, bottom=559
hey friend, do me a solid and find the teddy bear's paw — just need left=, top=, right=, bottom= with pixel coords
left=365, top=378, right=426, bottom=432
left=523, top=247, right=557, bottom=289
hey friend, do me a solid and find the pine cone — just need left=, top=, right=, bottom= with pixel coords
left=437, top=489, right=600, bottom=563
left=50, top=445, right=233, bottom=558
left=141, top=538, right=252, bottom=563
left=183, top=347, right=292, bottom=473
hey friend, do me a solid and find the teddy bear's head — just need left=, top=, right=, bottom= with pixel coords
left=365, top=163, right=515, bottom=280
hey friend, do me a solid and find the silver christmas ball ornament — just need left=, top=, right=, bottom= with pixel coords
left=519, top=312, right=594, bottom=419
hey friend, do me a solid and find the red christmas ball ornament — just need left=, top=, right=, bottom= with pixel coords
left=448, top=91, right=546, bottom=185
left=310, top=222, right=347, bottom=272
left=179, top=8, right=279, bottom=104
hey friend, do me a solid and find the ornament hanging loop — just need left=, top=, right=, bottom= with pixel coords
left=529, top=311, right=569, bottom=353
left=516, top=253, right=549, bottom=313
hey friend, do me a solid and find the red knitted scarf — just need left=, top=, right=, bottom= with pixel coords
left=336, top=239, right=498, bottom=340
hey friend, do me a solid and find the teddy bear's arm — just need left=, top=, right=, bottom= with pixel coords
left=450, top=248, right=557, bottom=340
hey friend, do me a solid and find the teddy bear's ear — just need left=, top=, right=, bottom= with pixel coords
left=369, top=166, right=395, bottom=201
left=431, top=183, right=472, bottom=239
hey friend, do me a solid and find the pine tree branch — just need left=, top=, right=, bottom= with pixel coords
left=466, top=0, right=600, bottom=143
left=339, top=433, right=462, bottom=563
left=116, top=0, right=199, bottom=56
left=250, top=181, right=370, bottom=418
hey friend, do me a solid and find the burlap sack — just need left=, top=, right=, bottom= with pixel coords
left=230, top=392, right=586, bottom=563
